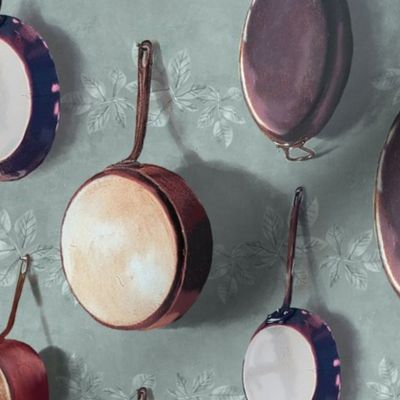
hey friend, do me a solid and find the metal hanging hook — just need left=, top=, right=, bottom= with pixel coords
left=0, top=255, right=31, bottom=341
left=125, top=40, right=153, bottom=164
left=278, top=142, right=316, bottom=162
left=137, top=387, right=148, bottom=400
left=281, top=187, right=303, bottom=310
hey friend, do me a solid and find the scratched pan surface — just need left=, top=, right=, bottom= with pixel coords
left=375, top=111, right=400, bottom=296
left=0, top=15, right=60, bottom=181
left=240, top=0, right=353, bottom=155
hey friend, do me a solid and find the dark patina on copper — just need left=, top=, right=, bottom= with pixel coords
left=240, top=0, right=353, bottom=161
left=375, top=111, right=400, bottom=296
left=61, top=41, right=213, bottom=330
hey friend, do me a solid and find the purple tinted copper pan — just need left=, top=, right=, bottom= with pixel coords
left=240, top=0, right=353, bottom=161
left=243, top=188, right=341, bottom=399
left=0, top=15, right=60, bottom=181
left=376, top=112, right=400, bottom=296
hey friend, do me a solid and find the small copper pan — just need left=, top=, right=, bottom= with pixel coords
left=0, top=255, right=49, bottom=400
left=61, top=41, right=213, bottom=330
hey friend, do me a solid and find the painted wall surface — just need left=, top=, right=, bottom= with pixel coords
left=0, top=1, right=398, bottom=399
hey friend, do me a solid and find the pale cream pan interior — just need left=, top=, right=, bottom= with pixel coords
left=0, top=369, right=11, bottom=400
left=62, top=174, right=179, bottom=327
left=0, top=39, right=32, bottom=161
left=243, top=326, right=317, bottom=400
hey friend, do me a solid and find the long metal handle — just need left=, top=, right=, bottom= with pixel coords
left=282, top=187, right=303, bottom=309
left=126, top=40, right=153, bottom=163
left=0, top=255, right=31, bottom=340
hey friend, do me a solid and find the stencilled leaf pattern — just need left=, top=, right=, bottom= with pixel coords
left=373, top=68, right=400, bottom=105
left=210, top=243, right=262, bottom=303
left=105, top=373, right=156, bottom=399
left=198, top=86, right=245, bottom=147
left=62, top=70, right=134, bottom=134
left=210, top=198, right=322, bottom=302
left=320, top=226, right=379, bottom=290
left=58, top=354, right=104, bottom=400
left=145, top=49, right=205, bottom=126
left=0, top=209, right=59, bottom=286
left=168, top=371, right=244, bottom=400
left=367, top=358, right=400, bottom=399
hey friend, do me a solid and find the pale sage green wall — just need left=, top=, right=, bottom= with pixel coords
left=0, top=0, right=399, bottom=399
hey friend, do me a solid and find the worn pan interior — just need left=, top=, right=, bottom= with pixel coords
left=243, top=308, right=341, bottom=400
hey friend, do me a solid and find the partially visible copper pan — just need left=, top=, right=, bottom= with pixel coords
left=61, top=41, right=212, bottom=330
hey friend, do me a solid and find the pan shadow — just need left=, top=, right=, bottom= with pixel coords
left=39, top=346, right=71, bottom=400
left=319, top=0, right=380, bottom=142
left=17, top=2, right=83, bottom=166
left=300, top=190, right=360, bottom=399
left=149, top=43, right=285, bottom=328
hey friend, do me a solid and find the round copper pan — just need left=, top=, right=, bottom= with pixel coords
left=240, top=0, right=353, bottom=161
left=0, top=14, right=60, bottom=181
left=243, top=188, right=340, bottom=399
left=61, top=41, right=212, bottom=330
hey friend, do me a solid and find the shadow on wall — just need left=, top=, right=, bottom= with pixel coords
left=149, top=43, right=287, bottom=328
left=17, top=2, right=83, bottom=167
left=39, top=346, right=70, bottom=400
left=319, top=0, right=380, bottom=142
left=300, top=193, right=360, bottom=400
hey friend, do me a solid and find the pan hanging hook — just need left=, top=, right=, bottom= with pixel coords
left=137, top=387, right=148, bottom=400
left=125, top=40, right=153, bottom=164
left=282, top=187, right=303, bottom=310
left=0, top=255, right=31, bottom=341
left=277, top=142, right=316, bottom=162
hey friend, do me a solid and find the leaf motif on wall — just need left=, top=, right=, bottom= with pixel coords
left=320, top=226, right=380, bottom=290
left=367, top=358, right=400, bottom=399
left=0, top=209, right=59, bottom=287
left=62, top=70, right=135, bottom=134
left=168, top=371, right=243, bottom=400
left=197, top=86, right=245, bottom=148
left=58, top=354, right=104, bottom=400
left=105, top=373, right=156, bottom=399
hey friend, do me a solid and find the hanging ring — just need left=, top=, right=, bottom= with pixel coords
left=282, top=187, right=303, bottom=310
left=278, top=142, right=316, bottom=161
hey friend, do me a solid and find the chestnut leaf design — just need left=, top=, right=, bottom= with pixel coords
left=320, top=227, right=380, bottom=290
left=373, top=68, right=400, bottom=105
left=0, top=209, right=59, bottom=286
left=210, top=198, right=323, bottom=302
left=197, top=87, right=245, bottom=148
left=367, top=358, right=400, bottom=399
left=62, top=70, right=134, bottom=134
left=105, top=373, right=156, bottom=400
left=167, top=371, right=244, bottom=400
left=127, top=49, right=205, bottom=128
left=57, top=354, right=104, bottom=400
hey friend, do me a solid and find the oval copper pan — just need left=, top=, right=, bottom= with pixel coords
left=240, top=0, right=353, bottom=150
left=375, top=111, right=400, bottom=295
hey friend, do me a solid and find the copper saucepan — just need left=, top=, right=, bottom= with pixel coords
left=61, top=41, right=213, bottom=330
